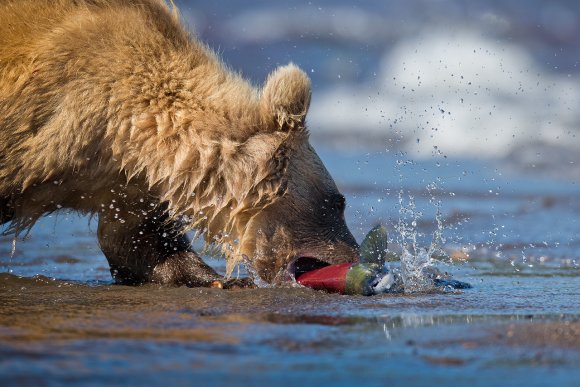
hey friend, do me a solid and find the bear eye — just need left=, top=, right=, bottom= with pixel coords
left=333, top=194, right=346, bottom=212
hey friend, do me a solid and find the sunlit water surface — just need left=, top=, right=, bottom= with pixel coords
left=1, top=148, right=579, bottom=386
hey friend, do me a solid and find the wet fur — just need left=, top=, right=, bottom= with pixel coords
left=0, top=0, right=357, bottom=285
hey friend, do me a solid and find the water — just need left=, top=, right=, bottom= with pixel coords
left=1, top=148, right=579, bottom=385
left=394, top=193, right=437, bottom=292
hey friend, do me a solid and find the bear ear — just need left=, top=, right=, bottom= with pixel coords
left=260, top=63, right=311, bottom=131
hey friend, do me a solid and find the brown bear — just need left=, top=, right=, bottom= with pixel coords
left=0, top=0, right=359, bottom=287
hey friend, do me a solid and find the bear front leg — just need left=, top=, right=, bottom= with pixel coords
left=152, top=247, right=256, bottom=288
left=150, top=248, right=224, bottom=287
left=97, top=205, right=247, bottom=287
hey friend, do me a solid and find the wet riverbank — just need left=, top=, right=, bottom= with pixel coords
left=1, top=265, right=579, bottom=386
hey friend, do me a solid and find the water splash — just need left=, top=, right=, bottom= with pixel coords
left=240, top=255, right=272, bottom=288
left=395, top=190, right=448, bottom=293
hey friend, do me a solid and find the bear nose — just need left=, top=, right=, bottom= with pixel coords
left=338, top=227, right=359, bottom=251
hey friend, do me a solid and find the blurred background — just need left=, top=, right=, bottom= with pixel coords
left=178, top=0, right=580, bottom=177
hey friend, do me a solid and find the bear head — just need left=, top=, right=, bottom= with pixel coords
left=229, top=64, right=360, bottom=283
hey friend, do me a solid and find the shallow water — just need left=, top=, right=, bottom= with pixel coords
left=1, top=148, right=579, bottom=385
left=1, top=271, right=579, bottom=386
